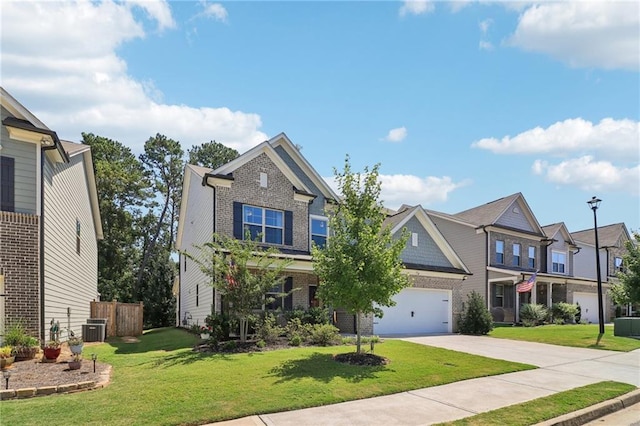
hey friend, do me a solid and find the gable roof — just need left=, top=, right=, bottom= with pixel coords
left=268, top=132, right=339, bottom=201
left=207, top=139, right=313, bottom=195
left=384, top=205, right=470, bottom=275
left=542, top=222, right=575, bottom=247
left=571, top=223, right=631, bottom=248
left=453, top=192, right=544, bottom=235
left=1, top=87, right=69, bottom=163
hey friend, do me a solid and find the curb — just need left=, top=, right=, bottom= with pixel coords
left=536, top=388, right=640, bottom=426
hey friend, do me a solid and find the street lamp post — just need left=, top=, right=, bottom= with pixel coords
left=587, top=196, right=605, bottom=336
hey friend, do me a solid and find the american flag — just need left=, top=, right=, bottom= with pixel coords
left=517, top=271, right=537, bottom=293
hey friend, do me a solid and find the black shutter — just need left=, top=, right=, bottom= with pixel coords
left=1, top=156, right=15, bottom=212
left=284, top=210, right=293, bottom=245
left=233, top=202, right=243, bottom=239
left=284, top=277, right=293, bottom=311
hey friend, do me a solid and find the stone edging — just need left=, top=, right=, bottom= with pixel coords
left=0, top=365, right=112, bottom=400
left=536, top=388, right=640, bottom=426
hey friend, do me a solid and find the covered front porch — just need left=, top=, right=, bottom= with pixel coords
left=487, top=268, right=568, bottom=324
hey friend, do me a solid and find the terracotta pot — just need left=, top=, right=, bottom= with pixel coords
left=68, top=360, right=81, bottom=370
left=14, top=346, right=38, bottom=361
left=43, top=347, right=61, bottom=360
left=0, top=356, right=15, bottom=369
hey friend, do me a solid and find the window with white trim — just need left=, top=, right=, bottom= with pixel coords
left=552, top=251, right=566, bottom=274
left=614, top=257, right=624, bottom=273
left=494, top=284, right=504, bottom=307
left=528, top=246, right=536, bottom=269
left=411, top=232, right=419, bottom=247
left=310, top=216, right=328, bottom=249
left=513, top=243, right=521, bottom=266
left=496, top=240, right=504, bottom=264
left=243, top=205, right=283, bottom=244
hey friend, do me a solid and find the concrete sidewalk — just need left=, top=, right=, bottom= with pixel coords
left=208, top=335, right=640, bottom=426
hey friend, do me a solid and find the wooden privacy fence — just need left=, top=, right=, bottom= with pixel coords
left=90, top=301, right=143, bottom=337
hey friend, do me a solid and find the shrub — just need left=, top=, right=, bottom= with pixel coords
left=285, top=318, right=312, bottom=342
left=341, top=335, right=380, bottom=345
left=520, top=304, right=548, bottom=327
left=551, top=302, right=578, bottom=324
left=256, top=313, right=284, bottom=344
left=459, top=291, right=494, bottom=335
left=256, top=340, right=266, bottom=348
left=284, top=306, right=330, bottom=325
left=4, top=321, right=37, bottom=347
left=289, top=335, right=302, bottom=346
left=205, top=312, right=231, bottom=342
left=308, top=324, right=340, bottom=346
left=575, top=303, right=582, bottom=323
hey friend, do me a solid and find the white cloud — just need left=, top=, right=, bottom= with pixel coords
left=399, top=0, right=435, bottom=17
left=479, top=41, right=493, bottom=51
left=533, top=156, right=640, bottom=195
left=472, top=118, right=640, bottom=162
left=323, top=174, right=470, bottom=210
left=195, top=1, right=228, bottom=23
left=384, top=127, right=408, bottom=143
left=0, top=1, right=266, bottom=153
left=507, top=2, right=640, bottom=71
left=479, top=18, right=492, bottom=34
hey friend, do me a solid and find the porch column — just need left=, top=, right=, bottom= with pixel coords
left=547, top=282, right=553, bottom=307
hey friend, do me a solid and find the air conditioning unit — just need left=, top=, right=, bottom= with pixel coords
left=82, top=324, right=105, bottom=342
left=86, top=318, right=108, bottom=341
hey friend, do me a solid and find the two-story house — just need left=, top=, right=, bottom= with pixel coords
left=176, top=133, right=338, bottom=327
left=572, top=223, right=632, bottom=319
left=176, top=133, right=471, bottom=335
left=0, top=87, right=102, bottom=343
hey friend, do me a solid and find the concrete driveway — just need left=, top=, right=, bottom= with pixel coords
left=212, top=335, right=640, bottom=426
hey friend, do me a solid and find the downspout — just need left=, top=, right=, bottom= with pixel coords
left=604, top=247, right=610, bottom=281
left=481, top=226, right=489, bottom=307
left=39, top=150, right=45, bottom=343
left=203, top=177, right=217, bottom=313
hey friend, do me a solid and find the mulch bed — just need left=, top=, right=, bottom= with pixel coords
left=333, top=352, right=389, bottom=366
left=3, top=346, right=110, bottom=390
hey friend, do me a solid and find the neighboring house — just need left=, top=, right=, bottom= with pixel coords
left=176, top=133, right=470, bottom=335
left=426, top=193, right=607, bottom=324
left=572, top=223, right=632, bottom=318
left=0, top=87, right=103, bottom=344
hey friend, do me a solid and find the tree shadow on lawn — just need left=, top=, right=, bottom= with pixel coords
left=268, top=352, right=391, bottom=384
left=151, top=350, right=241, bottom=368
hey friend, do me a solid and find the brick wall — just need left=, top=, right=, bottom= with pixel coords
left=0, top=212, right=40, bottom=337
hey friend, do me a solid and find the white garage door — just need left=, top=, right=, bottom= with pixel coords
left=374, top=288, right=451, bottom=335
left=573, top=292, right=601, bottom=324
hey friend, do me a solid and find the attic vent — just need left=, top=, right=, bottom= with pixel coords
left=260, top=172, right=268, bottom=188
left=513, top=206, right=520, bottom=214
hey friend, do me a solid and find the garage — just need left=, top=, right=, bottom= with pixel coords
left=573, top=292, right=603, bottom=324
left=374, top=288, right=451, bottom=335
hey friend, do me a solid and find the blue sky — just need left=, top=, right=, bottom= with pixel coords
left=2, top=1, right=639, bottom=234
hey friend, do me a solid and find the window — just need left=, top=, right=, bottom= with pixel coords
left=494, top=284, right=504, bottom=307
left=243, top=205, right=283, bottom=244
left=265, top=283, right=284, bottom=310
left=196, top=284, right=199, bottom=307
left=528, top=246, right=536, bottom=269
left=552, top=251, right=566, bottom=274
left=309, top=285, right=319, bottom=308
left=76, top=219, right=81, bottom=255
left=184, top=255, right=187, bottom=272
left=615, top=257, right=624, bottom=273
left=513, top=244, right=521, bottom=266
left=411, top=232, right=419, bottom=247
left=496, top=240, right=504, bottom=264
left=0, top=156, right=15, bottom=212
left=310, top=216, right=328, bottom=249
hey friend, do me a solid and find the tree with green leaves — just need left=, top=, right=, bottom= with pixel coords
left=312, top=156, right=410, bottom=354
left=186, top=234, right=292, bottom=341
left=82, top=133, right=150, bottom=302
left=614, top=232, right=640, bottom=307
left=188, top=140, right=239, bottom=170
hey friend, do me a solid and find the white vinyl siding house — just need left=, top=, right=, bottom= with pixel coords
left=43, top=147, right=100, bottom=335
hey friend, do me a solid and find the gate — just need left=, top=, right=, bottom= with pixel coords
left=90, top=301, right=143, bottom=337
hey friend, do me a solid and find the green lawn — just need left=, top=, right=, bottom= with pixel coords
left=437, top=381, right=635, bottom=426
left=490, top=324, right=640, bottom=351
left=1, top=328, right=534, bottom=426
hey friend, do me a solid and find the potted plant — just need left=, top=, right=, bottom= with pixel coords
left=5, top=321, right=39, bottom=361
left=200, top=325, right=212, bottom=340
left=68, top=353, right=82, bottom=370
left=0, top=346, right=14, bottom=369
left=43, top=340, right=61, bottom=361
left=68, top=335, right=84, bottom=355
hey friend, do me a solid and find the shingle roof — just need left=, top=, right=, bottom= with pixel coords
left=60, top=140, right=90, bottom=156
left=571, top=223, right=629, bottom=247
left=382, top=205, right=414, bottom=230
left=453, top=193, right=521, bottom=226
left=542, top=223, right=563, bottom=239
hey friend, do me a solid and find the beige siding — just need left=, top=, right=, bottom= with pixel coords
left=178, top=168, right=214, bottom=327
left=1, top=107, right=38, bottom=214
left=43, top=155, right=98, bottom=338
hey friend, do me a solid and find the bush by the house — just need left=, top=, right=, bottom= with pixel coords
left=459, top=291, right=494, bottom=335
left=520, top=304, right=548, bottom=327
left=284, top=306, right=330, bottom=325
left=551, top=302, right=578, bottom=324
left=308, top=324, right=341, bottom=346
left=255, top=313, right=284, bottom=344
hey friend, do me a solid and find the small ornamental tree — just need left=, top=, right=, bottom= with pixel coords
left=186, top=233, right=292, bottom=342
left=312, top=156, right=410, bottom=354
left=616, top=232, right=640, bottom=306
left=459, top=291, right=494, bottom=335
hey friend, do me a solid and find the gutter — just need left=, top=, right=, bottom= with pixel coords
left=39, top=150, right=45, bottom=342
